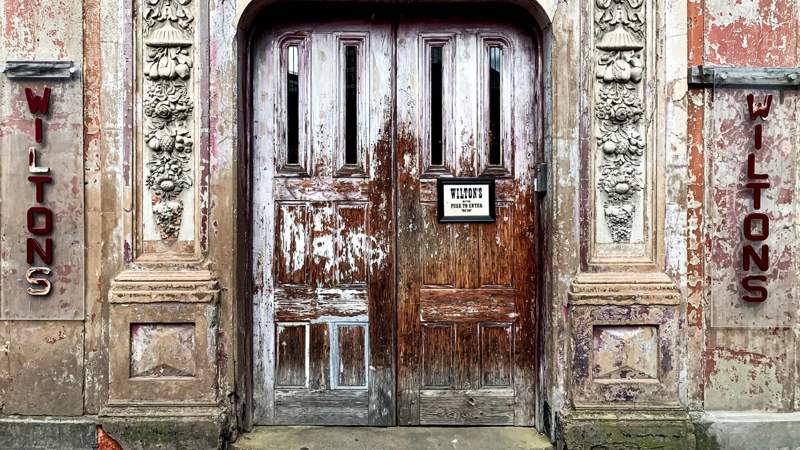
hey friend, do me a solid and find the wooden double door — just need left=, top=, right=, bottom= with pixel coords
left=252, top=7, right=541, bottom=427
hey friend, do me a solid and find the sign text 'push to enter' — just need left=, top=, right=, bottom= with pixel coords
left=437, top=178, right=496, bottom=223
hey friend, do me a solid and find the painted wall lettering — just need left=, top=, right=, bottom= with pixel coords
left=25, top=87, right=54, bottom=296
left=740, top=94, right=772, bottom=303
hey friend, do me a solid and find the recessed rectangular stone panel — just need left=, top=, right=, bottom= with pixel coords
left=130, top=323, right=196, bottom=378
left=569, top=278, right=680, bottom=408
left=593, top=325, right=658, bottom=381
left=107, top=272, right=219, bottom=406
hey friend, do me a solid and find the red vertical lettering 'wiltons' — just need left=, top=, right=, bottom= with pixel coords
left=24, top=87, right=53, bottom=296
left=740, top=94, right=772, bottom=303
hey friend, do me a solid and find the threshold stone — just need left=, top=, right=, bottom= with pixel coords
left=231, top=426, right=553, bottom=450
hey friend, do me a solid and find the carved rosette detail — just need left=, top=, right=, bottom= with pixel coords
left=142, top=1, right=194, bottom=240
left=594, top=0, right=645, bottom=243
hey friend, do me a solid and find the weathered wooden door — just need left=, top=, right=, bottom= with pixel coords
left=395, top=16, right=541, bottom=426
left=253, top=8, right=540, bottom=427
left=251, top=15, right=396, bottom=425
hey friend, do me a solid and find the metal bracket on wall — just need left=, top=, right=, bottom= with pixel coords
left=1, top=61, right=77, bottom=79
left=688, top=66, right=800, bottom=89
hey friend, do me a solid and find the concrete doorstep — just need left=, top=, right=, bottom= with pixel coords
left=231, top=426, right=554, bottom=450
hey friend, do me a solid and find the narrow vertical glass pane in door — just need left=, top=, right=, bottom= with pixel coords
left=287, top=44, right=300, bottom=164
left=345, top=45, right=358, bottom=165
left=430, top=46, right=443, bottom=166
left=489, top=46, right=502, bottom=166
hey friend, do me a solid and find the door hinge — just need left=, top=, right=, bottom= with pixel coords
left=534, top=162, right=548, bottom=194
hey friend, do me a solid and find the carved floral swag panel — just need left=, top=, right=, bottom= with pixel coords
left=143, top=0, right=194, bottom=239
left=595, top=0, right=645, bottom=243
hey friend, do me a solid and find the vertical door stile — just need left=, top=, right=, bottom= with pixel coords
left=510, top=28, right=538, bottom=426
left=366, top=18, right=396, bottom=426
left=252, top=28, right=278, bottom=425
left=395, top=18, right=423, bottom=425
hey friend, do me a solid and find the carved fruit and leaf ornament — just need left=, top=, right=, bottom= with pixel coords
left=145, top=46, right=192, bottom=80
left=595, top=83, right=643, bottom=124
left=143, top=60, right=194, bottom=239
left=144, top=0, right=194, bottom=34
left=140, top=0, right=195, bottom=241
left=594, top=0, right=645, bottom=243
left=596, top=50, right=643, bottom=84
left=595, top=0, right=644, bottom=39
left=151, top=198, right=185, bottom=240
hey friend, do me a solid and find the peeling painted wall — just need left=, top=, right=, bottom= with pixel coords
left=0, top=0, right=86, bottom=416
left=688, top=0, right=800, bottom=413
left=0, top=0, right=798, bottom=447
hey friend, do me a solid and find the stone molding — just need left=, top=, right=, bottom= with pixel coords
left=100, top=404, right=224, bottom=418
left=559, top=409, right=695, bottom=449
left=106, top=270, right=220, bottom=408
left=109, top=269, right=219, bottom=303
left=569, top=274, right=682, bottom=409
left=570, top=272, right=679, bottom=305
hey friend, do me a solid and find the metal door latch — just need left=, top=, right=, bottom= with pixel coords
left=534, top=162, right=548, bottom=194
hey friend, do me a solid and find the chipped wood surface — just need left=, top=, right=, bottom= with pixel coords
left=396, top=11, right=540, bottom=426
left=418, top=389, right=516, bottom=425
left=251, top=11, right=394, bottom=425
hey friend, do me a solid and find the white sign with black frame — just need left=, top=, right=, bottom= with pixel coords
left=437, top=178, right=496, bottom=223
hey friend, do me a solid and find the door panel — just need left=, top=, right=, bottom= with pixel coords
left=252, top=16, right=395, bottom=425
left=396, top=16, right=540, bottom=426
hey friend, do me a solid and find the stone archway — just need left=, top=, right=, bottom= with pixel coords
left=233, top=0, right=556, bottom=430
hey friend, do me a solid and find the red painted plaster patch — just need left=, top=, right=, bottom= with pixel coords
left=705, top=0, right=799, bottom=66
left=44, top=329, right=66, bottom=344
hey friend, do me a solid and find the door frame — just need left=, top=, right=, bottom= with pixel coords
left=236, top=0, right=552, bottom=430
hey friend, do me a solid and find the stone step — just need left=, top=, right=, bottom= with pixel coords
left=231, top=426, right=554, bottom=450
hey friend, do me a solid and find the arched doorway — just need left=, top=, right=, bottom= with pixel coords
left=246, top=3, right=546, bottom=427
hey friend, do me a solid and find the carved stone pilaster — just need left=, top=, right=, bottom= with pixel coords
left=142, top=0, right=195, bottom=240
left=594, top=0, right=646, bottom=243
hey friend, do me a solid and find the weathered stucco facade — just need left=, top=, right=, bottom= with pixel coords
left=0, top=0, right=798, bottom=448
